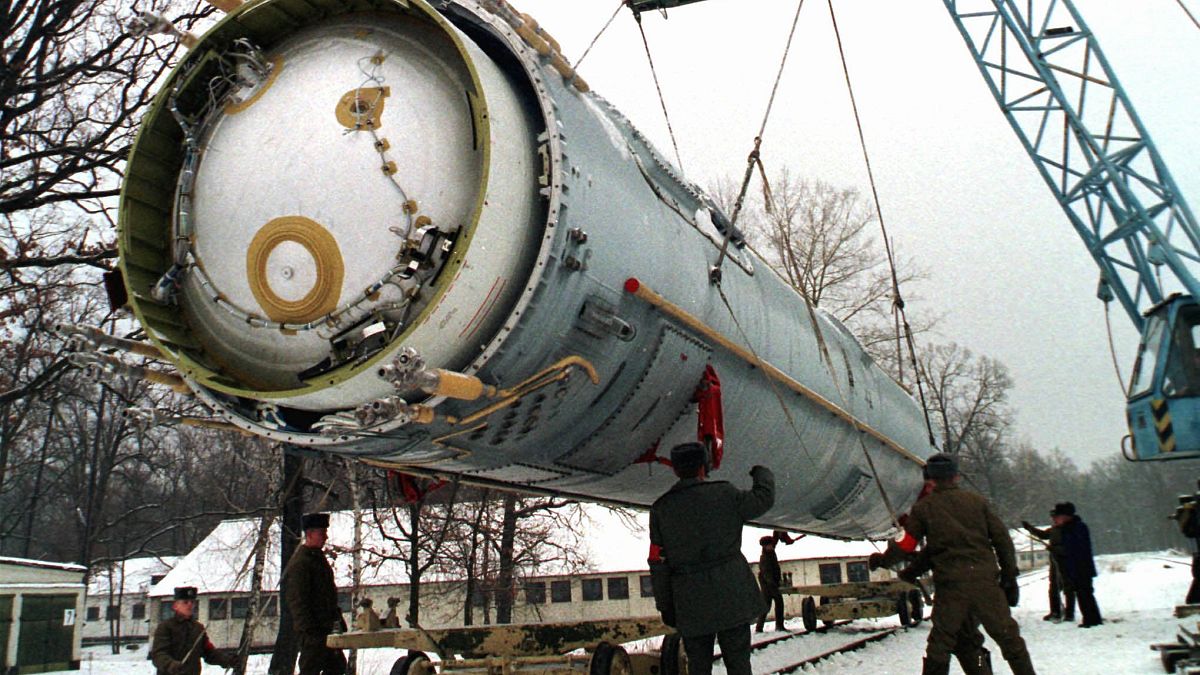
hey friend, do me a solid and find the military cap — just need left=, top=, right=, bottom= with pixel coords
left=759, top=535, right=775, bottom=546
left=173, top=586, right=198, bottom=601
left=922, top=453, right=958, bottom=480
left=1051, top=502, right=1076, bottom=517
left=301, top=512, right=330, bottom=530
left=670, top=442, right=708, bottom=475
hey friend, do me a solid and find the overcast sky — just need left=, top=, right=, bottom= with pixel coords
left=507, top=0, right=1200, bottom=468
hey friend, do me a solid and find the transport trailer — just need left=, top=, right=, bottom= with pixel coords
left=328, top=616, right=684, bottom=675
left=785, top=579, right=925, bottom=632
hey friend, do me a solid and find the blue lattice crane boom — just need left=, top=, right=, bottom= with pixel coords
left=932, top=0, right=1200, bottom=461
left=631, top=0, right=1200, bottom=460
left=941, top=0, right=1200, bottom=331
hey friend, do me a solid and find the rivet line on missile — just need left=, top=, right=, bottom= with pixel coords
left=623, top=277, right=923, bottom=465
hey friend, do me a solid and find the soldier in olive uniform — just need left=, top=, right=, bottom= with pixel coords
left=284, top=512, right=347, bottom=675
left=1022, top=513, right=1074, bottom=621
left=648, top=442, right=774, bottom=675
left=895, top=453, right=1036, bottom=675
left=870, top=475, right=993, bottom=675
left=755, top=535, right=789, bottom=632
left=150, top=586, right=236, bottom=675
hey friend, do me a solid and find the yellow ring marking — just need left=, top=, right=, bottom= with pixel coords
left=246, top=216, right=344, bottom=323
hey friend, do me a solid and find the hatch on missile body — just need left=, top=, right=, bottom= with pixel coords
left=118, top=0, right=935, bottom=538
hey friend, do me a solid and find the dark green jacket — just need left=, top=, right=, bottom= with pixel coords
left=758, top=548, right=782, bottom=592
left=905, top=483, right=1017, bottom=583
left=284, top=545, right=341, bottom=641
left=649, top=465, right=774, bottom=637
left=150, top=615, right=235, bottom=675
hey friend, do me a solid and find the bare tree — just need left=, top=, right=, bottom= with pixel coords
left=716, top=170, right=934, bottom=373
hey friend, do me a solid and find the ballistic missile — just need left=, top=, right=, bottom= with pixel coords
left=116, top=0, right=935, bottom=538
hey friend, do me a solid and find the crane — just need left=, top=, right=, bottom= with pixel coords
left=631, top=0, right=1200, bottom=461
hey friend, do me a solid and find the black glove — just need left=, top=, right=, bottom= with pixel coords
left=1020, top=520, right=1034, bottom=531
left=167, top=661, right=186, bottom=675
left=867, top=552, right=885, bottom=571
left=897, top=566, right=919, bottom=585
left=1001, top=575, right=1019, bottom=607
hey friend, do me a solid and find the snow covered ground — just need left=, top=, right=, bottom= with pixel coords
left=62, top=551, right=1191, bottom=675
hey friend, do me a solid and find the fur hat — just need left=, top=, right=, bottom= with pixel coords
left=173, top=586, right=197, bottom=601
left=670, top=442, right=708, bottom=475
left=922, top=453, right=958, bottom=480
left=1051, top=502, right=1076, bottom=517
left=301, top=512, right=330, bottom=530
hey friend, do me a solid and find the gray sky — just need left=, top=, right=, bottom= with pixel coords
left=510, top=0, right=1200, bottom=468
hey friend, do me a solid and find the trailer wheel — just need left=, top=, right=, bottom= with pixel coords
left=590, top=641, right=632, bottom=675
left=390, top=650, right=430, bottom=675
left=660, top=634, right=688, bottom=675
left=906, top=589, right=924, bottom=626
left=801, top=597, right=817, bottom=632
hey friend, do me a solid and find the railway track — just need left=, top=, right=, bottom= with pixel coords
left=768, top=626, right=902, bottom=674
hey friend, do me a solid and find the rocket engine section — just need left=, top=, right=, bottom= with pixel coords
left=117, top=0, right=935, bottom=538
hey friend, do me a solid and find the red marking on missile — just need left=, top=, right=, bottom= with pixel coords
left=624, top=277, right=640, bottom=293
left=460, top=276, right=506, bottom=339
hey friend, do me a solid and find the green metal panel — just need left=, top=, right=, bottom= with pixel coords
left=17, top=594, right=75, bottom=674
left=0, top=595, right=12, bottom=668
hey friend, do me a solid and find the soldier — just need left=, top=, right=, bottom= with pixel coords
left=894, top=453, right=1036, bottom=675
left=1021, top=512, right=1074, bottom=622
left=150, top=586, right=236, bottom=675
left=1053, top=502, right=1103, bottom=627
left=648, top=442, right=774, bottom=675
left=284, top=512, right=348, bottom=675
left=755, top=535, right=786, bottom=633
left=870, top=476, right=993, bottom=675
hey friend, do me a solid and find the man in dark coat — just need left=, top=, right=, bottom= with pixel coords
left=895, top=453, right=1036, bottom=675
left=1054, top=502, right=1103, bottom=627
left=1021, top=513, right=1074, bottom=621
left=150, top=586, right=236, bottom=675
left=756, top=535, right=786, bottom=632
left=284, top=512, right=347, bottom=675
left=649, top=442, right=774, bottom=675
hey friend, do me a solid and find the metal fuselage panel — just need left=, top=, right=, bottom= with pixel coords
left=118, top=0, right=933, bottom=537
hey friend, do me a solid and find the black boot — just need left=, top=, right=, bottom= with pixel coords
left=1041, top=612, right=1060, bottom=622
left=1006, top=652, right=1037, bottom=675
left=922, top=657, right=951, bottom=675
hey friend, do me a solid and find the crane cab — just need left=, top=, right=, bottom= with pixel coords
left=1127, top=295, right=1200, bottom=460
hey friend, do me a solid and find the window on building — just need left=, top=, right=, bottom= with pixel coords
left=525, top=582, right=546, bottom=605
left=551, top=580, right=572, bottom=603
left=231, top=597, right=250, bottom=619
left=209, top=598, right=228, bottom=621
left=159, top=601, right=173, bottom=621
left=132, top=603, right=146, bottom=620
left=581, top=578, right=603, bottom=601
left=86, top=606, right=100, bottom=621
left=781, top=572, right=793, bottom=587
left=337, top=592, right=352, bottom=614
left=105, top=605, right=119, bottom=620
left=150, top=574, right=166, bottom=586
left=639, top=575, right=654, bottom=598
left=846, top=561, right=870, bottom=583
left=818, top=563, right=843, bottom=585
left=263, top=595, right=278, bottom=618
left=607, top=577, right=629, bottom=600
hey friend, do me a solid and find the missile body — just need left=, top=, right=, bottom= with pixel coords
left=119, top=0, right=934, bottom=537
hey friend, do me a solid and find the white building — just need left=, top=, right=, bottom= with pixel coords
left=0, top=556, right=86, bottom=673
left=149, top=508, right=892, bottom=649
left=82, top=556, right=178, bottom=645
